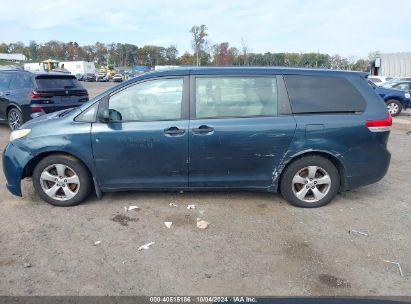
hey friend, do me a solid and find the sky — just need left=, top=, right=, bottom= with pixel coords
left=0, top=0, right=410, bottom=58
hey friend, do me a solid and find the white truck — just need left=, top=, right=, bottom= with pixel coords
left=24, top=62, right=46, bottom=72
left=59, top=61, right=96, bottom=76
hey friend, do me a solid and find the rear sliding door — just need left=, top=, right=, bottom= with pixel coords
left=188, top=75, right=296, bottom=188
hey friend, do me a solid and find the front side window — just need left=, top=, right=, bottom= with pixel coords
left=196, top=77, right=278, bottom=119
left=109, top=78, right=183, bottom=122
left=75, top=102, right=99, bottom=122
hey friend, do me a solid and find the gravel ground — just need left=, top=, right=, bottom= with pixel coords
left=0, top=82, right=410, bottom=296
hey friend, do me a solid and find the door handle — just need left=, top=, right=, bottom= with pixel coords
left=192, top=125, right=214, bottom=134
left=4, top=91, right=10, bottom=96
left=164, top=127, right=185, bottom=136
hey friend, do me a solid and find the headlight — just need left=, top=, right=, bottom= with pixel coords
left=405, top=93, right=410, bottom=99
left=10, top=129, right=31, bottom=141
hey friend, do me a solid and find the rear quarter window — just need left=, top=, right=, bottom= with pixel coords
left=9, top=72, right=33, bottom=89
left=284, top=75, right=366, bottom=113
left=0, top=72, right=11, bottom=90
left=35, top=76, right=82, bottom=89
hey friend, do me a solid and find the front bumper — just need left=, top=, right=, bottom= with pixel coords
left=2, top=142, right=33, bottom=197
left=405, top=98, right=411, bottom=109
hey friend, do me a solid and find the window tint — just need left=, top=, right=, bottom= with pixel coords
left=196, top=77, right=278, bottom=119
left=9, top=72, right=33, bottom=90
left=0, top=72, right=11, bottom=90
left=284, top=75, right=366, bottom=113
left=109, top=78, right=183, bottom=122
left=36, top=76, right=81, bottom=89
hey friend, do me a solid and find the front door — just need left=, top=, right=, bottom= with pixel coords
left=91, top=76, right=190, bottom=189
left=189, top=75, right=296, bottom=188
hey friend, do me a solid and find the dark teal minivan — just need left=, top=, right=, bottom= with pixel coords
left=3, top=67, right=392, bottom=208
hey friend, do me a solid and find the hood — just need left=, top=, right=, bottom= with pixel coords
left=375, top=86, right=404, bottom=96
left=21, top=108, right=81, bottom=129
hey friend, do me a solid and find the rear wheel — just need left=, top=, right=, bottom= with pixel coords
left=280, top=155, right=340, bottom=208
left=33, top=154, right=92, bottom=207
left=8, top=108, right=23, bottom=130
left=386, top=99, right=402, bottom=116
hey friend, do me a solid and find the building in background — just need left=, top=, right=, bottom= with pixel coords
left=0, top=53, right=26, bottom=61
left=370, top=52, right=411, bottom=77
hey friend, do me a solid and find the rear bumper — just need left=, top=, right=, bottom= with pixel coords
left=343, top=147, right=391, bottom=190
left=2, top=142, right=33, bottom=197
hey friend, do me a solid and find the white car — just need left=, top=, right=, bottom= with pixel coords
left=368, top=76, right=393, bottom=87
left=113, top=74, right=124, bottom=82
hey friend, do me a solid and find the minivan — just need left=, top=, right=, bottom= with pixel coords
left=2, top=67, right=392, bottom=208
left=0, top=70, right=89, bottom=130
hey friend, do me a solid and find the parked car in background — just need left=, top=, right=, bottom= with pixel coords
left=368, top=76, right=392, bottom=86
left=368, top=80, right=410, bottom=116
left=96, top=73, right=109, bottom=82
left=82, top=73, right=96, bottom=82
left=112, top=74, right=123, bottom=82
left=383, top=81, right=411, bottom=93
left=3, top=68, right=391, bottom=208
left=382, top=77, right=411, bottom=88
left=0, top=69, right=88, bottom=130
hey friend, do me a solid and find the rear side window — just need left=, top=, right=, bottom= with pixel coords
left=196, top=77, right=278, bottom=119
left=284, top=75, right=366, bottom=113
left=35, top=76, right=81, bottom=89
left=0, top=72, right=11, bottom=90
left=9, top=72, right=33, bottom=90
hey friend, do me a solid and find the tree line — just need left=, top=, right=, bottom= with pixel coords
left=0, top=25, right=369, bottom=71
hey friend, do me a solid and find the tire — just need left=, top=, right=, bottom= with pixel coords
left=280, top=155, right=340, bottom=208
left=8, top=108, right=23, bottom=131
left=386, top=99, right=402, bottom=116
left=32, top=154, right=92, bottom=207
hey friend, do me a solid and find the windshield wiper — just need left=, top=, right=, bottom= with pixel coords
left=59, top=108, right=74, bottom=117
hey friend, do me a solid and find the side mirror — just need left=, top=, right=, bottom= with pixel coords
left=99, top=109, right=110, bottom=122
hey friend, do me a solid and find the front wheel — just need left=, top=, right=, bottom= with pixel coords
left=33, top=154, right=92, bottom=206
left=386, top=100, right=402, bottom=116
left=280, top=155, right=340, bottom=208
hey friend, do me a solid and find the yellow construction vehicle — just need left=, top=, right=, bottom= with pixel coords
left=41, top=59, right=59, bottom=72
left=99, top=65, right=117, bottom=79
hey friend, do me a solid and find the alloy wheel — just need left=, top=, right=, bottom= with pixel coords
left=9, top=111, right=21, bottom=130
left=387, top=102, right=399, bottom=115
left=291, top=166, right=331, bottom=203
left=39, top=164, right=80, bottom=201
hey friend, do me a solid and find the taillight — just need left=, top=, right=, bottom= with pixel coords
left=31, top=91, right=52, bottom=98
left=30, top=106, right=43, bottom=111
left=365, top=112, right=392, bottom=132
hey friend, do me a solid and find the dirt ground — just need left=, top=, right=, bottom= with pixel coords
left=0, top=81, right=410, bottom=296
